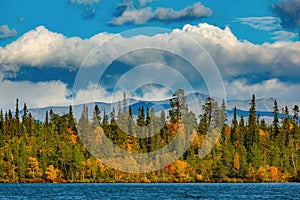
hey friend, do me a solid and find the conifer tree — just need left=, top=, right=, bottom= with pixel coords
left=160, top=109, right=166, bottom=126
left=231, top=106, right=239, bottom=145
left=110, top=107, right=116, bottom=124
left=245, top=94, right=257, bottom=150
left=292, top=105, right=299, bottom=125
left=272, top=100, right=280, bottom=138
left=91, top=105, right=101, bottom=131
left=169, top=89, right=187, bottom=123
left=102, top=110, right=108, bottom=125
left=78, top=105, right=89, bottom=138
left=14, top=99, right=20, bottom=136
left=137, top=106, right=145, bottom=126
left=45, top=110, right=49, bottom=125
left=67, top=105, right=76, bottom=133
left=202, top=97, right=218, bottom=127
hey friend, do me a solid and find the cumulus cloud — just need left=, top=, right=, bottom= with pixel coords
left=110, top=7, right=154, bottom=25
left=2, top=23, right=300, bottom=81
left=0, top=25, right=17, bottom=39
left=175, top=23, right=300, bottom=81
left=0, top=26, right=113, bottom=72
left=109, top=2, right=212, bottom=25
left=235, top=16, right=281, bottom=31
left=271, top=0, right=300, bottom=30
left=155, top=3, right=212, bottom=21
left=2, top=23, right=300, bottom=102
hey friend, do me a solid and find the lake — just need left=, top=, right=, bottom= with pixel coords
left=0, top=183, right=300, bottom=199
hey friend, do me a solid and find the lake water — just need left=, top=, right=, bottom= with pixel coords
left=0, top=183, right=300, bottom=199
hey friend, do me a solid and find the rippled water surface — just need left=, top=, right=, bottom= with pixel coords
left=0, top=183, right=300, bottom=199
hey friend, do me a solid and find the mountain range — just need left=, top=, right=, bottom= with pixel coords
left=25, top=93, right=300, bottom=124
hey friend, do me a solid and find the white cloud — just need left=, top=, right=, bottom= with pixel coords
left=0, top=79, right=126, bottom=111
left=2, top=23, right=300, bottom=103
left=75, top=82, right=127, bottom=105
left=175, top=23, right=300, bottom=80
left=235, top=16, right=299, bottom=42
left=109, top=7, right=154, bottom=25
left=0, top=78, right=171, bottom=111
left=0, top=25, right=17, bottom=39
left=109, top=2, right=212, bottom=25
left=0, top=80, right=70, bottom=111
left=235, top=16, right=281, bottom=31
left=2, top=76, right=299, bottom=112
left=70, top=0, right=99, bottom=5
left=271, top=30, right=298, bottom=41
left=155, top=2, right=212, bottom=21
left=132, top=85, right=172, bottom=101
left=225, top=79, right=300, bottom=102
left=0, top=26, right=113, bottom=71
left=138, top=0, right=154, bottom=7
left=2, top=23, right=300, bottom=80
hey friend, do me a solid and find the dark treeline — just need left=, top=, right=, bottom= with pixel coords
left=0, top=90, right=299, bottom=183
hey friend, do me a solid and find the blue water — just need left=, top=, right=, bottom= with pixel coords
left=0, top=183, right=300, bottom=199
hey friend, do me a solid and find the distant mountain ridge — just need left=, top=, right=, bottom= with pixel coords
left=24, top=93, right=300, bottom=124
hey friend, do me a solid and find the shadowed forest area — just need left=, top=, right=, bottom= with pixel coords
left=0, top=89, right=299, bottom=183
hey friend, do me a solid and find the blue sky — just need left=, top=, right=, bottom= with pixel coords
left=1, top=0, right=296, bottom=45
left=0, top=0, right=300, bottom=110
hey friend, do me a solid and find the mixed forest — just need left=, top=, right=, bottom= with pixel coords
left=0, top=89, right=299, bottom=183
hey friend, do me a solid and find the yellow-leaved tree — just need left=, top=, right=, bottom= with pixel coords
left=27, top=157, right=42, bottom=179
left=46, top=165, right=59, bottom=183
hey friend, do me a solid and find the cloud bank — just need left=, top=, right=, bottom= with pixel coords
left=1, top=23, right=300, bottom=110
left=2, top=23, right=300, bottom=82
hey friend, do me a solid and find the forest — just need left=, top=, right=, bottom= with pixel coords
left=0, top=89, right=299, bottom=183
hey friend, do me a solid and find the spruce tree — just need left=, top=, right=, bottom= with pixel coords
left=102, top=110, right=108, bottom=125
left=137, top=106, right=145, bottom=126
left=67, top=105, right=76, bottom=133
left=169, top=89, right=187, bottom=123
left=245, top=94, right=257, bottom=150
left=292, top=105, right=299, bottom=125
left=91, top=105, right=101, bottom=130
left=272, top=100, right=280, bottom=138
left=231, top=106, right=238, bottom=144
left=202, top=97, right=218, bottom=127
left=160, top=109, right=166, bottom=126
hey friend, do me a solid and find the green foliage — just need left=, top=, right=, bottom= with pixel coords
left=0, top=94, right=299, bottom=183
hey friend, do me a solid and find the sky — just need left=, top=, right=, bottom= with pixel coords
left=0, top=0, right=300, bottom=110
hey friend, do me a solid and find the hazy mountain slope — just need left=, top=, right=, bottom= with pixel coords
left=25, top=93, right=299, bottom=124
